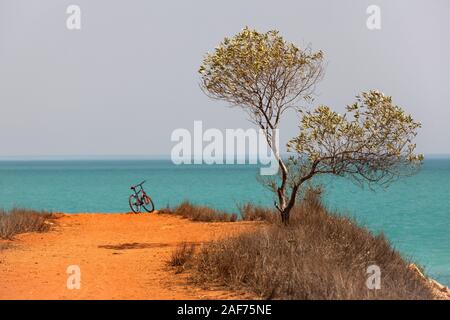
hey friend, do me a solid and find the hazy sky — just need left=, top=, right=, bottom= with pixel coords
left=1, top=0, right=449, bottom=158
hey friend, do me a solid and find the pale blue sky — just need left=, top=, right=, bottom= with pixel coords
left=0, top=0, right=449, bottom=158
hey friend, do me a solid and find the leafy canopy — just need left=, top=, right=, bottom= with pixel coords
left=199, top=27, right=324, bottom=127
left=287, top=90, right=423, bottom=186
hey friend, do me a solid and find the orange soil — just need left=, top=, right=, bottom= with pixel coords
left=0, top=213, right=258, bottom=300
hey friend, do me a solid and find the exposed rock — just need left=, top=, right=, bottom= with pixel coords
left=408, top=263, right=426, bottom=279
left=429, top=279, right=449, bottom=292
left=409, top=263, right=450, bottom=299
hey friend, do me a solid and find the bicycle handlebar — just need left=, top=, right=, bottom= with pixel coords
left=131, top=180, right=146, bottom=189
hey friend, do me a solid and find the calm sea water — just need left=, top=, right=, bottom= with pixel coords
left=0, top=159, right=449, bottom=285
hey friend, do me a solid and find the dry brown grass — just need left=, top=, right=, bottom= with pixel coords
left=175, top=192, right=434, bottom=300
left=168, top=242, right=196, bottom=271
left=164, top=201, right=238, bottom=222
left=0, top=208, right=56, bottom=240
left=239, top=203, right=277, bottom=223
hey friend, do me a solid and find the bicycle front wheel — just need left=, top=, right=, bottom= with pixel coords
left=129, top=194, right=141, bottom=213
left=141, top=195, right=155, bottom=213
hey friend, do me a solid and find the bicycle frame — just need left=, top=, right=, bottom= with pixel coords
left=131, top=185, right=146, bottom=205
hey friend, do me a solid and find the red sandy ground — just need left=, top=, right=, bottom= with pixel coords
left=0, top=213, right=257, bottom=300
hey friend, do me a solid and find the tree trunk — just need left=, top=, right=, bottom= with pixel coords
left=276, top=158, right=289, bottom=224
left=281, top=209, right=289, bottom=225
left=280, top=161, right=319, bottom=224
left=266, top=129, right=290, bottom=223
left=280, top=184, right=300, bottom=225
left=263, top=128, right=300, bottom=225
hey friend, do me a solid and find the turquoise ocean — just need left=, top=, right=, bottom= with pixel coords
left=0, top=158, right=449, bottom=285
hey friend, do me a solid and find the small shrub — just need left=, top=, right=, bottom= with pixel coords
left=166, top=201, right=237, bottom=222
left=168, top=242, right=196, bottom=268
left=0, top=208, right=56, bottom=240
left=239, top=203, right=277, bottom=222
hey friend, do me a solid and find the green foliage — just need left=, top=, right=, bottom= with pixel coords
left=287, top=90, right=423, bottom=186
left=199, top=27, right=324, bottom=122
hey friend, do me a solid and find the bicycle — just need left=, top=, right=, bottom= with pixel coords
left=128, top=180, right=155, bottom=213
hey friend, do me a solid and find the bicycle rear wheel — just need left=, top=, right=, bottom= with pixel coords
left=141, top=194, right=155, bottom=213
left=129, top=194, right=141, bottom=213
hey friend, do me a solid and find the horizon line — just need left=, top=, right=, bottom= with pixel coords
left=1, top=153, right=450, bottom=161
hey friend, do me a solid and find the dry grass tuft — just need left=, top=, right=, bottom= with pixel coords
left=168, top=242, right=196, bottom=268
left=165, top=201, right=237, bottom=222
left=0, top=208, right=57, bottom=240
left=239, top=203, right=277, bottom=223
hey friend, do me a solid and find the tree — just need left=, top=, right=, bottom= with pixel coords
left=199, top=27, right=422, bottom=224
left=199, top=27, right=324, bottom=221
